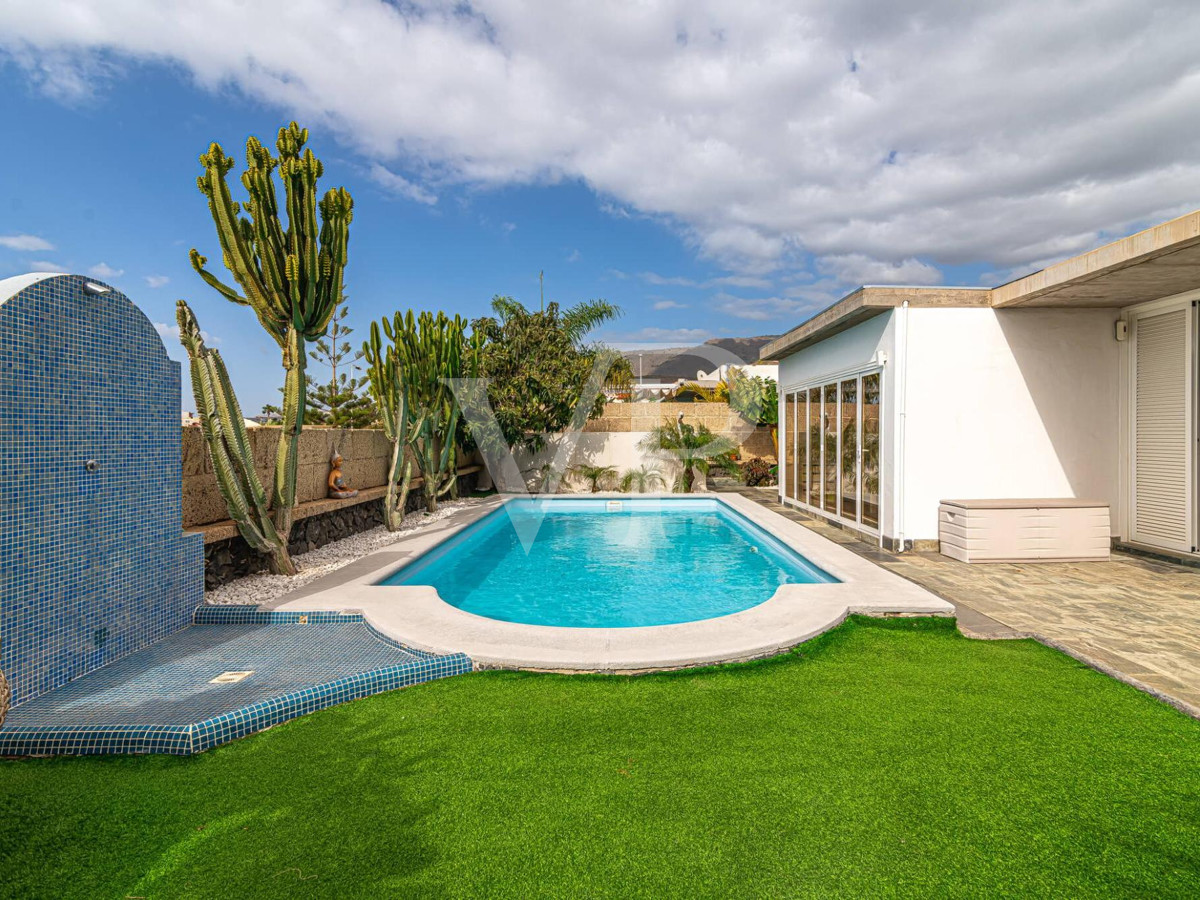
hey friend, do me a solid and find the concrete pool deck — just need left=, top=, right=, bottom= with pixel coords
left=263, top=493, right=953, bottom=672
left=720, top=485, right=1200, bottom=718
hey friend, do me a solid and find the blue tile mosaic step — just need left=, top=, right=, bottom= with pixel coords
left=0, top=615, right=472, bottom=757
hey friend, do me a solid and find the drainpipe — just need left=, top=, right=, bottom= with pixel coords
left=895, top=300, right=910, bottom=552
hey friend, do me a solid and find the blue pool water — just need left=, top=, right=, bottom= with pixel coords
left=380, top=498, right=835, bottom=627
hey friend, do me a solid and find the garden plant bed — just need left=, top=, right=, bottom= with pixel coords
left=2, top=617, right=1196, bottom=897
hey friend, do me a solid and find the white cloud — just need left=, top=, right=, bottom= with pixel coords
left=155, top=321, right=219, bottom=344
left=640, top=271, right=774, bottom=290
left=712, top=292, right=813, bottom=322
left=88, top=262, right=123, bottom=279
left=611, top=326, right=711, bottom=344
left=501, top=222, right=517, bottom=234
left=566, top=248, right=582, bottom=263
left=652, top=299, right=687, bottom=310
left=28, top=260, right=65, bottom=273
left=817, top=254, right=943, bottom=287
left=367, top=163, right=438, bottom=205
left=0, top=234, right=54, bottom=252
left=144, top=274, right=170, bottom=288
left=4, top=1, right=1200, bottom=281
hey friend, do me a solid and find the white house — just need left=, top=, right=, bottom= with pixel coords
left=765, top=210, right=1200, bottom=560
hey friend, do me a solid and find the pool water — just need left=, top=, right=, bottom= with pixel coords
left=380, top=499, right=835, bottom=627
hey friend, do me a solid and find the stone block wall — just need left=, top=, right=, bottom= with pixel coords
left=583, top=401, right=777, bottom=459
left=182, top=427, right=394, bottom=528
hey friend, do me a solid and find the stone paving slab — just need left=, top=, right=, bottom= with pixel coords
left=722, top=487, right=1200, bottom=717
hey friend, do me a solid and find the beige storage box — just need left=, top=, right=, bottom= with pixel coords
left=938, top=499, right=1110, bottom=563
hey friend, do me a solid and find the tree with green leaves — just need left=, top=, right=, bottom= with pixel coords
left=472, top=294, right=622, bottom=452
left=307, top=298, right=376, bottom=428
left=186, top=121, right=352, bottom=547
left=728, top=368, right=778, bottom=426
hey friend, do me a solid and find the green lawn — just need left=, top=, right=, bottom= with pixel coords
left=1, top=617, right=1197, bottom=898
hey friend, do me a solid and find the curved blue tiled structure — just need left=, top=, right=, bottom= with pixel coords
left=0, top=274, right=472, bottom=756
left=0, top=612, right=472, bottom=756
left=0, top=274, right=204, bottom=708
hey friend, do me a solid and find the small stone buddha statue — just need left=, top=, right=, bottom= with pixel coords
left=328, top=451, right=359, bottom=500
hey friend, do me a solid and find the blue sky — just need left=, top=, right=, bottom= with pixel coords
left=2, top=2, right=1198, bottom=412
left=0, top=62, right=760, bottom=412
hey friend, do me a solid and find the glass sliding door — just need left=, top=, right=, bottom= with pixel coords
left=840, top=379, right=858, bottom=521
left=797, top=391, right=808, bottom=503
left=861, top=372, right=881, bottom=529
left=783, top=392, right=796, bottom=500
left=790, top=370, right=882, bottom=534
left=822, top=383, right=838, bottom=513
left=807, top=387, right=821, bottom=507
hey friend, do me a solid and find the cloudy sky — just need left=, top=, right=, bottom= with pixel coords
left=2, top=0, right=1198, bottom=410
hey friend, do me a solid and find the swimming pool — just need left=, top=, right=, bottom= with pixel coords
left=380, top=498, right=836, bottom=627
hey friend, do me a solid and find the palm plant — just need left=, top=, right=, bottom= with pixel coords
left=639, top=415, right=739, bottom=493
left=489, top=295, right=620, bottom=345
left=571, top=463, right=618, bottom=493
left=604, top=354, right=635, bottom=396
left=619, top=465, right=665, bottom=493
left=668, top=380, right=728, bottom=403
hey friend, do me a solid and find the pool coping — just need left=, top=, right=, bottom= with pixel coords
left=262, top=493, right=954, bottom=672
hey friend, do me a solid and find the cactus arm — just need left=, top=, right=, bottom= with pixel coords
left=195, top=143, right=281, bottom=327
left=188, top=250, right=249, bottom=307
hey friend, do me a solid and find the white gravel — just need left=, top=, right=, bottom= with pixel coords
left=204, top=498, right=484, bottom=607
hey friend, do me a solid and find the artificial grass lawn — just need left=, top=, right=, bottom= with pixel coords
left=1, top=618, right=1198, bottom=898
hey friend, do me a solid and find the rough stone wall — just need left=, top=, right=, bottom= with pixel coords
left=203, top=471, right=480, bottom=588
left=184, top=408, right=774, bottom=527
left=182, top=427, right=393, bottom=528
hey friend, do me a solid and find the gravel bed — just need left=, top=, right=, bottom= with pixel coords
left=204, top=498, right=484, bottom=607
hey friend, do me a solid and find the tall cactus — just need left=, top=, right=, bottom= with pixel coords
left=364, top=310, right=480, bottom=518
left=189, top=122, right=353, bottom=541
left=363, top=318, right=414, bottom=530
left=398, top=311, right=480, bottom=513
left=176, top=301, right=295, bottom=575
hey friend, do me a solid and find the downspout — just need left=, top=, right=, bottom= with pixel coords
left=895, top=301, right=910, bottom=552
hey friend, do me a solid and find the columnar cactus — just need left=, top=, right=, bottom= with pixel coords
left=176, top=301, right=295, bottom=575
left=398, top=311, right=481, bottom=513
left=190, top=122, right=353, bottom=541
left=363, top=318, right=414, bottom=531
left=363, top=310, right=481, bottom=518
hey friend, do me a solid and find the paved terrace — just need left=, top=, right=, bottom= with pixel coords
left=720, top=486, right=1200, bottom=717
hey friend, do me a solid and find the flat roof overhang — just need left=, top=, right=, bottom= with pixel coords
left=760, top=286, right=991, bottom=360
left=991, top=210, right=1200, bottom=308
left=762, top=209, right=1200, bottom=361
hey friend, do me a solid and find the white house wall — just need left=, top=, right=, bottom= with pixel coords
left=900, top=307, right=1121, bottom=542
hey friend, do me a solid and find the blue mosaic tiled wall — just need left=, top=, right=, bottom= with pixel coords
left=0, top=273, right=204, bottom=707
